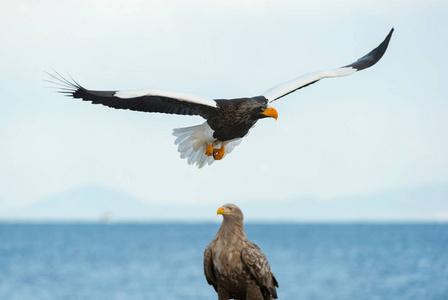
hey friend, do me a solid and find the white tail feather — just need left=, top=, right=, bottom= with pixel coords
left=173, top=122, right=243, bottom=168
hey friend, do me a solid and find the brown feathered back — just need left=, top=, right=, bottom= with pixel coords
left=204, top=204, right=278, bottom=300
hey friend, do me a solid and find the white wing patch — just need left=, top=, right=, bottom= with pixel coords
left=173, top=122, right=242, bottom=168
left=115, top=89, right=217, bottom=108
left=262, top=67, right=357, bottom=102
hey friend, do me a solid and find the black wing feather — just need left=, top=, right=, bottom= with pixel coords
left=344, top=28, right=394, bottom=70
left=48, top=73, right=215, bottom=119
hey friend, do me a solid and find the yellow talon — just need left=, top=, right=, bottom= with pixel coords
left=213, top=147, right=225, bottom=160
left=205, top=144, right=214, bottom=156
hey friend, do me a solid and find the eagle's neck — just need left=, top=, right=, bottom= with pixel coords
left=212, top=216, right=249, bottom=277
left=217, top=217, right=247, bottom=245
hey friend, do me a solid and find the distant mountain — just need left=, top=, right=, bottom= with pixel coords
left=1, top=185, right=222, bottom=222
left=246, top=184, right=448, bottom=222
left=2, top=184, right=447, bottom=222
left=1, top=186, right=153, bottom=221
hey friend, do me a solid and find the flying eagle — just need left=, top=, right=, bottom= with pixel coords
left=204, top=204, right=278, bottom=300
left=49, top=28, right=393, bottom=168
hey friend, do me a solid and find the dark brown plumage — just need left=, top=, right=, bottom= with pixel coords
left=204, top=204, right=278, bottom=300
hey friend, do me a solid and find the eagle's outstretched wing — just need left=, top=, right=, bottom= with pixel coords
left=262, top=28, right=394, bottom=102
left=47, top=72, right=217, bottom=119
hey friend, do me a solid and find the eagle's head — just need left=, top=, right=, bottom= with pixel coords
left=257, top=106, right=278, bottom=120
left=217, top=203, right=244, bottom=221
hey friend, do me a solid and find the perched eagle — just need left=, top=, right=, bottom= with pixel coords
left=204, top=204, right=278, bottom=300
left=49, top=29, right=393, bottom=168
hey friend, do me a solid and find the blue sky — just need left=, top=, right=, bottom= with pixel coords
left=1, top=0, right=447, bottom=220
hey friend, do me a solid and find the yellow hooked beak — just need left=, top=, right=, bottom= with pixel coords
left=217, top=207, right=230, bottom=215
left=262, top=107, right=278, bottom=120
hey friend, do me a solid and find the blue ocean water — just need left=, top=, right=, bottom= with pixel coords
left=0, top=223, right=447, bottom=300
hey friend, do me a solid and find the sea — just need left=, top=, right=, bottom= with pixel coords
left=0, top=223, right=447, bottom=300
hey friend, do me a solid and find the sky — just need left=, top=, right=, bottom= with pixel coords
left=1, top=0, right=448, bottom=221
